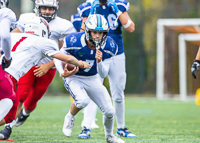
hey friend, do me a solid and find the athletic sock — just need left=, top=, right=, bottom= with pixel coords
left=22, top=108, right=29, bottom=116
left=113, top=99, right=125, bottom=128
left=103, top=115, right=114, bottom=136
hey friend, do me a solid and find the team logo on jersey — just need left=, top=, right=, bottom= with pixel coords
left=77, top=51, right=85, bottom=57
left=70, top=35, right=77, bottom=45
left=110, top=40, right=115, bottom=48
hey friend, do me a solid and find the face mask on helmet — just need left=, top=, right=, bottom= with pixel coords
left=34, top=0, right=59, bottom=22
left=85, top=14, right=109, bottom=47
left=99, top=0, right=107, bottom=3
left=0, top=0, right=9, bottom=9
left=25, top=17, right=51, bottom=39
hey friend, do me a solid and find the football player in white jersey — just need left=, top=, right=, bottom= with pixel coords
left=0, top=16, right=90, bottom=140
left=77, top=0, right=136, bottom=139
left=10, top=0, right=76, bottom=129
left=0, top=0, right=16, bottom=132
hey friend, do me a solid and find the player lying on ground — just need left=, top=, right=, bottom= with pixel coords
left=0, top=16, right=90, bottom=140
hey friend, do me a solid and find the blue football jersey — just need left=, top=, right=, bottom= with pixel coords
left=70, top=14, right=82, bottom=32
left=77, top=0, right=130, bottom=55
left=63, top=32, right=118, bottom=76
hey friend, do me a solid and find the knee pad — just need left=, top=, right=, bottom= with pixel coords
left=104, top=107, right=115, bottom=118
left=75, top=97, right=90, bottom=108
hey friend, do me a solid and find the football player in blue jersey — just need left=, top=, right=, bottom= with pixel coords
left=77, top=0, right=136, bottom=139
left=70, top=12, right=100, bottom=129
left=54, top=14, right=125, bottom=143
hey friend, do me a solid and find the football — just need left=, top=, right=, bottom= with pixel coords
left=62, top=61, right=77, bottom=71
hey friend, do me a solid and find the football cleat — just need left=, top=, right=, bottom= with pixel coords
left=116, top=126, right=136, bottom=138
left=15, top=109, right=29, bottom=127
left=0, top=124, right=12, bottom=140
left=78, top=126, right=91, bottom=139
left=106, top=134, right=125, bottom=143
left=62, top=114, right=75, bottom=137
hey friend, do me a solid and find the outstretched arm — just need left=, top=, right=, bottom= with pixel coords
left=52, top=52, right=91, bottom=69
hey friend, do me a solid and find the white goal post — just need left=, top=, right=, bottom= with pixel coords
left=178, top=34, right=200, bottom=100
left=157, top=19, right=200, bottom=100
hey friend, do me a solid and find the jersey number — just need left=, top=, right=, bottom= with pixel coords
left=12, top=37, right=27, bottom=52
left=107, top=14, right=118, bottom=30
left=84, top=60, right=94, bottom=72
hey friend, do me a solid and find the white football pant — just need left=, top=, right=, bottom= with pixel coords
left=63, top=74, right=115, bottom=135
left=82, top=53, right=126, bottom=129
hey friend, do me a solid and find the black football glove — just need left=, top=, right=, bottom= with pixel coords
left=1, top=56, right=12, bottom=71
left=191, top=60, right=200, bottom=79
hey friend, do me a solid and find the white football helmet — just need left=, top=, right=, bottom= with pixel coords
left=85, top=14, right=109, bottom=47
left=34, top=0, right=59, bottom=22
left=0, top=0, right=9, bottom=9
left=25, top=17, right=51, bottom=39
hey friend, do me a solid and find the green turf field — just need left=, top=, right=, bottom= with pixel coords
left=1, top=95, right=200, bottom=143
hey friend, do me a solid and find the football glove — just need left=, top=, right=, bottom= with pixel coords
left=90, top=0, right=100, bottom=15
left=1, top=56, right=12, bottom=71
left=107, top=0, right=120, bottom=14
left=191, top=60, right=200, bottom=79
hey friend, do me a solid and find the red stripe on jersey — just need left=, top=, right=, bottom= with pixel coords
left=12, top=37, right=27, bottom=52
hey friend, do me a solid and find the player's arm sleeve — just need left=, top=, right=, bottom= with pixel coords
left=53, top=48, right=70, bottom=77
left=97, top=58, right=111, bottom=78
left=0, top=19, right=12, bottom=59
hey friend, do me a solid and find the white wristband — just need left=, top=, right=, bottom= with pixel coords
left=116, top=10, right=122, bottom=17
left=123, top=19, right=132, bottom=28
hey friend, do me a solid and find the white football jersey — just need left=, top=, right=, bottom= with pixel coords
left=17, top=13, right=76, bottom=65
left=2, top=33, right=59, bottom=81
left=0, top=8, right=16, bottom=51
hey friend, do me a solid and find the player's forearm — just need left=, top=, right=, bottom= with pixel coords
left=195, top=47, right=200, bottom=60
left=118, top=12, right=135, bottom=33
left=80, top=17, right=88, bottom=32
left=45, top=60, right=55, bottom=69
left=0, top=20, right=12, bottom=60
left=54, top=58, right=64, bottom=76
left=11, top=27, right=22, bottom=33
left=97, top=60, right=109, bottom=78
left=53, top=52, right=83, bottom=67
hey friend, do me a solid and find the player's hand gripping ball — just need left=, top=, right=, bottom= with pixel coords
left=62, top=62, right=77, bottom=71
